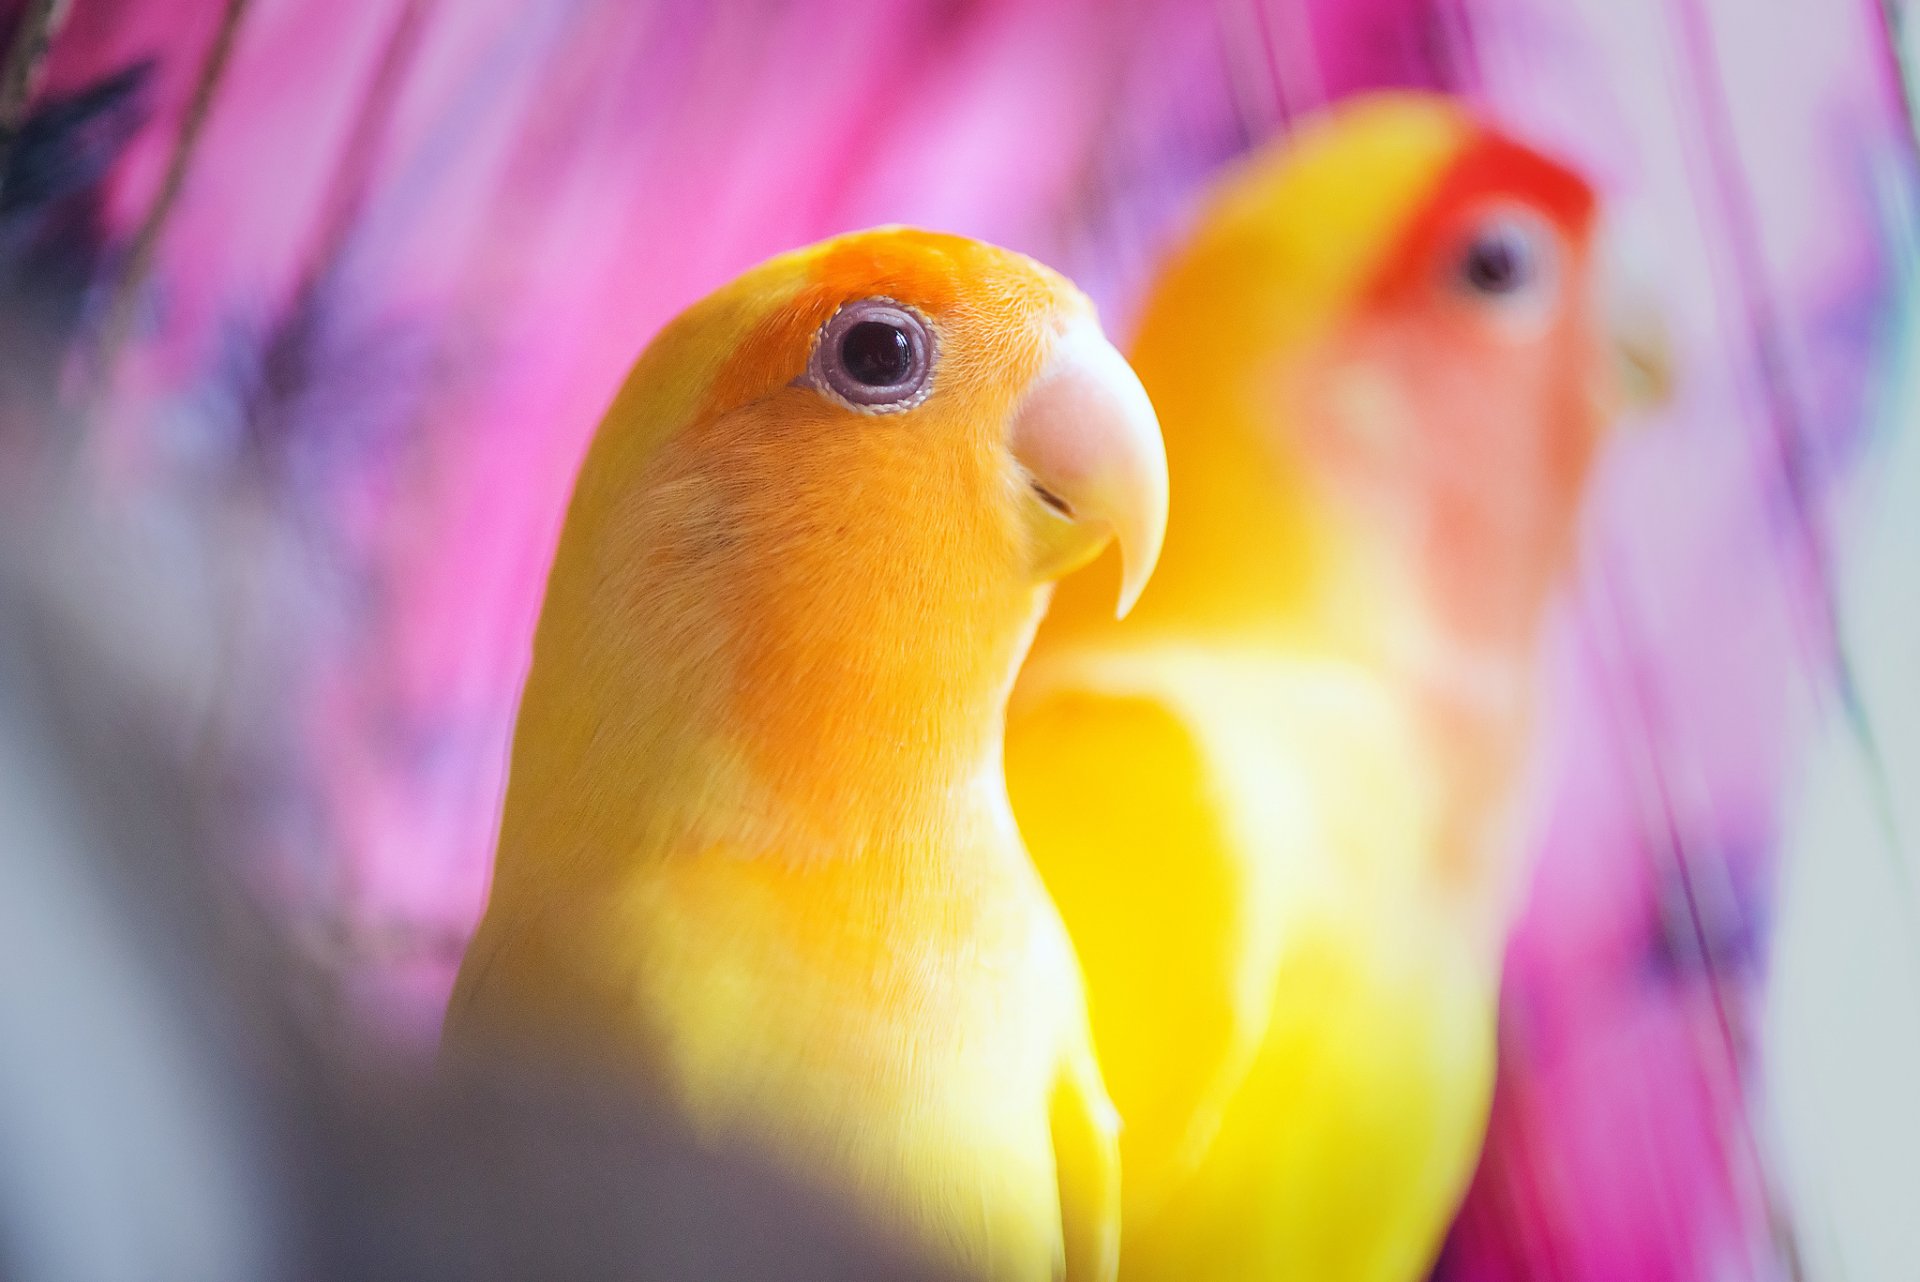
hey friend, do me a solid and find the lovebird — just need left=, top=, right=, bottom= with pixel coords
left=443, top=228, right=1168, bottom=1282
left=1006, top=93, right=1663, bottom=1281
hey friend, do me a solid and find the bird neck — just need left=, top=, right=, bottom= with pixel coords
left=492, top=552, right=1043, bottom=896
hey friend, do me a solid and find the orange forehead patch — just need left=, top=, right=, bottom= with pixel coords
left=808, top=230, right=969, bottom=316
left=697, top=228, right=1072, bottom=421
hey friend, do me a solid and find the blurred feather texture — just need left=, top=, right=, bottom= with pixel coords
left=0, top=0, right=1912, bottom=1278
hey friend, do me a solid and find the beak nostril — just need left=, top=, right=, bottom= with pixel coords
left=1008, top=319, right=1167, bottom=618
left=1031, top=481, right=1075, bottom=518
left=1595, top=224, right=1674, bottom=414
left=1615, top=333, right=1674, bottom=410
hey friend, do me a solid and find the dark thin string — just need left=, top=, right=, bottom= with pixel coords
left=1588, top=561, right=1789, bottom=1280
left=1668, top=0, right=1912, bottom=882
left=1660, top=2, right=1919, bottom=1269
left=95, top=0, right=254, bottom=382
left=291, top=0, right=437, bottom=319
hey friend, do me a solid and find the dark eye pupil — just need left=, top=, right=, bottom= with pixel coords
left=840, top=321, right=912, bottom=386
left=810, top=299, right=934, bottom=409
left=1463, top=230, right=1530, bottom=295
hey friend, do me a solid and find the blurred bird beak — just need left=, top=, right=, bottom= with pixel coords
left=1010, top=320, right=1169, bottom=619
left=1597, top=230, right=1676, bottom=414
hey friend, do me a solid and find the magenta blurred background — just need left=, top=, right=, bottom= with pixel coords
left=7, top=1, right=1916, bottom=1278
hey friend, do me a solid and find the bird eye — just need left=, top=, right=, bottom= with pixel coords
left=810, top=298, right=935, bottom=412
left=1453, top=211, right=1556, bottom=305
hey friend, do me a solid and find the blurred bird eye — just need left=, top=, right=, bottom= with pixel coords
left=1454, top=211, right=1555, bottom=305
left=811, top=298, right=935, bottom=411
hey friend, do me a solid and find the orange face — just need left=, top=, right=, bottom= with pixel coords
left=1285, top=133, right=1607, bottom=649
left=628, top=232, right=1079, bottom=741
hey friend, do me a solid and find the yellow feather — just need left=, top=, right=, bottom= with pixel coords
left=1011, top=90, right=1611, bottom=1280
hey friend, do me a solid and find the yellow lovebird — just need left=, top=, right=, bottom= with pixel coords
left=443, top=228, right=1167, bottom=1282
left=1008, top=93, right=1659, bottom=1281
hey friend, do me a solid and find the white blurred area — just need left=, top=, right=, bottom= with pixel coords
left=0, top=504, right=277, bottom=1282
left=1765, top=240, right=1920, bottom=1281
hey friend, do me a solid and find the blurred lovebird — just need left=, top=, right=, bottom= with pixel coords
left=1006, top=92, right=1662, bottom=1281
left=442, top=228, right=1168, bottom=1282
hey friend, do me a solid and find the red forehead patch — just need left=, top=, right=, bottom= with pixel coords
left=1368, top=129, right=1598, bottom=302
left=1446, top=131, right=1596, bottom=230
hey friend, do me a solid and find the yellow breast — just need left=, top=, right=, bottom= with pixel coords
left=454, top=834, right=1089, bottom=1282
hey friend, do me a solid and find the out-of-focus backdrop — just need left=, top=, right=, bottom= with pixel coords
left=1, top=1, right=1915, bottom=1279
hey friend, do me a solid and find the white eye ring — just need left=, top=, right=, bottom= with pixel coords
left=1449, top=207, right=1560, bottom=333
left=808, top=297, right=936, bottom=413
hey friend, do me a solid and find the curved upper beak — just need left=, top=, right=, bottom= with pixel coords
left=1009, top=319, right=1168, bottom=619
left=1597, top=227, right=1676, bottom=415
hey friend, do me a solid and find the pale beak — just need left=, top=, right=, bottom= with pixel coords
left=1597, top=226, right=1676, bottom=414
left=1009, top=319, right=1168, bottom=619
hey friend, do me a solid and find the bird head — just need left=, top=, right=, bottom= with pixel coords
left=569, top=227, right=1166, bottom=629
left=1118, top=92, right=1666, bottom=659
left=511, top=228, right=1166, bottom=853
